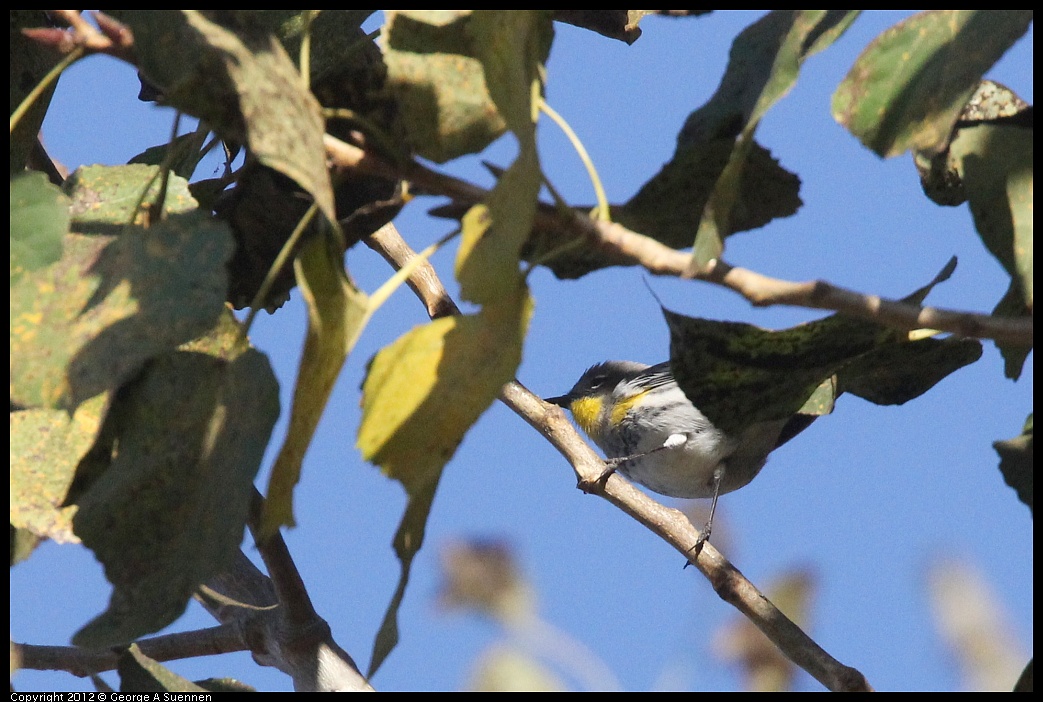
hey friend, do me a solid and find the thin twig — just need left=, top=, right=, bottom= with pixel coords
left=325, top=134, right=1032, bottom=347
left=22, top=11, right=135, bottom=63
left=362, top=222, right=874, bottom=692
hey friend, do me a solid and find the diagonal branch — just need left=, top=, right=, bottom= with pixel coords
left=362, top=221, right=874, bottom=692
left=327, top=134, right=1032, bottom=347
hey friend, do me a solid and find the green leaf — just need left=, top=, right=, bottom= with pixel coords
left=452, top=12, right=550, bottom=303
left=832, top=10, right=1033, bottom=158
left=551, top=12, right=854, bottom=276
left=10, top=171, right=69, bottom=282
left=915, top=80, right=1031, bottom=208
left=526, top=12, right=855, bottom=279
left=9, top=395, right=107, bottom=546
left=836, top=337, right=982, bottom=405
left=383, top=11, right=508, bottom=163
left=950, top=121, right=1033, bottom=309
left=686, top=10, right=858, bottom=266
left=123, top=11, right=335, bottom=221
left=666, top=312, right=883, bottom=435
left=241, top=10, right=376, bottom=86
left=994, top=414, right=1032, bottom=514
left=359, top=285, right=532, bottom=675
left=666, top=260, right=980, bottom=434
left=71, top=327, right=279, bottom=648
left=10, top=165, right=233, bottom=410
left=128, top=129, right=210, bottom=181
left=468, top=10, right=552, bottom=147
left=991, top=282, right=1032, bottom=381
left=614, top=140, right=801, bottom=252
left=260, top=233, right=370, bottom=539
left=117, top=644, right=207, bottom=693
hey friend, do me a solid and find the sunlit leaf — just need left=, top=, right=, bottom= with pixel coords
left=832, top=10, right=1032, bottom=158
left=468, top=10, right=551, bottom=144
left=383, top=11, right=504, bottom=163
left=456, top=145, right=541, bottom=304
left=10, top=165, right=233, bottom=411
left=9, top=395, right=107, bottom=546
left=359, top=285, right=532, bottom=674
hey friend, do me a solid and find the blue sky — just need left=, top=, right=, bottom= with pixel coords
left=12, top=11, right=1033, bottom=692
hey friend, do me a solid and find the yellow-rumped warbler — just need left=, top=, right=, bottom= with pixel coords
left=546, top=360, right=813, bottom=549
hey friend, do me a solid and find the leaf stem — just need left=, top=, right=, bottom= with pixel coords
left=241, top=200, right=322, bottom=337
left=538, top=99, right=610, bottom=222
left=10, top=46, right=84, bottom=135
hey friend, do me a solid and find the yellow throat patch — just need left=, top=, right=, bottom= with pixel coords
left=568, top=395, right=603, bottom=438
left=568, top=389, right=650, bottom=441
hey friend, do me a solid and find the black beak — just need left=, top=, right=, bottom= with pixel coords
left=544, top=394, right=571, bottom=408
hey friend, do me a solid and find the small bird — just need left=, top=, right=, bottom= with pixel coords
left=546, top=360, right=814, bottom=551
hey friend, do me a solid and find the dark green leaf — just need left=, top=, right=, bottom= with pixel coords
left=994, top=414, right=1032, bottom=514
left=836, top=337, right=982, bottom=405
left=128, top=129, right=210, bottom=181
left=666, top=311, right=883, bottom=435
left=666, top=259, right=981, bottom=434
left=614, top=140, right=801, bottom=251
left=10, top=11, right=64, bottom=174
left=123, top=11, right=335, bottom=221
left=951, top=121, right=1033, bottom=309
left=684, top=10, right=857, bottom=264
left=71, top=332, right=279, bottom=648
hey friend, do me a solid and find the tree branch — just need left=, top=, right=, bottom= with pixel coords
left=187, top=492, right=374, bottom=692
left=327, top=134, right=1032, bottom=347
left=14, top=626, right=247, bottom=678
left=362, top=222, right=874, bottom=692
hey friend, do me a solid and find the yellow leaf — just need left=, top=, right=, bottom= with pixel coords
left=359, top=284, right=532, bottom=676
left=260, top=234, right=369, bottom=538
left=455, top=143, right=540, bottom=305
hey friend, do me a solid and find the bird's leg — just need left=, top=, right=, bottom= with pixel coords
left=686, top=464, right=724, bottom=565
left=582, top=434, right=688, bottom=492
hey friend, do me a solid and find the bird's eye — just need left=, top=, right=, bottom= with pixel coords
left=588, top=374, right=607, bottom=390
